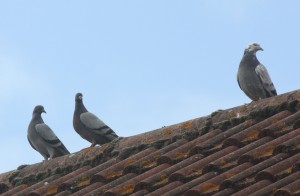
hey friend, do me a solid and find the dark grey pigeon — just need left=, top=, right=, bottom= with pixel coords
left=27, top=105, right=70, bottom=160
left=73, top=93, right=118, bottom=147
left=237, top=43, right=277, bottom=101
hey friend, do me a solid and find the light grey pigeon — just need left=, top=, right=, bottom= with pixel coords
left=237, top=43, right=277, bottom=101
left=73, top=93, right=118, bottom=147
left=27, top=105, right=70, bottom=160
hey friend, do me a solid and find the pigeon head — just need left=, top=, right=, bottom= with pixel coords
left=33, top=105, right=46, bottom=114
left=75, top=93, right=83, bottom=102
left=245, top=43, right=263, bottom=54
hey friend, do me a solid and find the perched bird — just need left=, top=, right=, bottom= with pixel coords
left=73, top=93, right=118, bottom=147
left=27, top=105, right=70, bottom=160
left=237, top=43, right=277, bottom=101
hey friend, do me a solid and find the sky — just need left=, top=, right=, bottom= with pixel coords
left=0, top=1, right=299, bottom=173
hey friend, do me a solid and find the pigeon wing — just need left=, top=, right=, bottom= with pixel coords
left=80, top=112, right=107, bottom=130
left=27, top=136, right=37, bottom=150
left=35, top=123, right=62, bottom=146
left=237, top=73, right=242, bottom=90
left=255, top=64, right=277, bottom=96
left=80, top=112, right=117, bottom=137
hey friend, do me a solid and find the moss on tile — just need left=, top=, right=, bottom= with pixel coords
left=8, top=170, right=20, bottom=183
left=151, top=139, right=170, bottom=149
left=35, top=172, right=49, bottom=181
left=205, top=118, right=213, bottom=127
left=101, top=137, right=124, bottom=161
left=90, top=153, right=105, bottom=167
left=11, top=170, right=53, bottom=187
left=81, top=160, right=91, bottom=167
left=111, top=150, right=119, bottom=157
left=199, top=125, right=211, bottom=135
left=198, top=118, right=213, bottom=135
left=103, top=143, right=116, bottom=155
left=171, top=135, right=184, bottom=142
left=246, top=102, right=292, bottom=122
left=213, top=120, right=232, bottom=131
left=210, top=100, right=298, bottom=133
left=13, top=174, right=35, bottom=187
left=17, top=164, right=29, bottom=170
left=117, top=144, right=149, bottom=160
left=54, top=167, right=62, bottom=175
left=74, top=164, right=82, bottom=172
left=62, top=165, right=73, bottom=175
left=211, top=109, right=223, bottom=117
left=183, top=130, right=199, bottom=141
left=288, top=100, right=298, bottom=112
left=152, top=175, right=169, bottom=189
left=230, top=117, right=246, bottom=127
left=0, top=183, right=9, bottom=194
left=53, top=165, right=73, bottom=177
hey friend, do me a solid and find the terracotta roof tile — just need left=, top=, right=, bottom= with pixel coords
left=87, top=173, right=137, bottom=195
left=274, top=134, right=300, bottom=154
left=157, top=129, right=222, bottom=164
left=27, top=165, right=92, bottom=195
left=60, top=157, right=117, bottom=192
left=170, top=146, right=239, bottom=181
left=163, top=172, right=218, bottom=195
left=204, top=136, right=272, bottom=173
left=185, top=162, right=253, bottom=195
left=274, top=178, right=300, bottom=196
left=130, top=189, right=149, bottom=195
left=91, top=147, right=157, bottom=183
left=105, top=164, right=170, bottom=195
left=17, top=174, right=60, bottom=196
left=239, top=128, right=300, bottom=164
left=211, top=188, right=235, bottom=196
left=248, top=171, right=300, bottom=196
left=52, top=190, right=70, bottom=196
left=124, top=139, right=188, bottom=174
left=221, top=153, right=289, bottom=190
left=259, top=110, right=300, bottom=138
left=1, top=89, right=300, bottom=195
left=231, top=180, right=272, bottom=196
left=0, top=184, right=28, bottom=196
left=223, top=110, right=292, bottom=147
left=135, top=154, right=203, bottom=191
left=147, top=180, right=183, bottom=195
left=68, top=182, right=105, bottom=196
left=255, top=152, right=300, bottom=182
left=191, top=120, right=255, bottom=154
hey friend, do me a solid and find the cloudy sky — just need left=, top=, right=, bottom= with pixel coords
left=0, top=1, right=299, bottom=173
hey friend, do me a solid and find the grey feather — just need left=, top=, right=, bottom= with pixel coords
left=73, top=93, right=119, bottom=147
left=237, top=43, right=277, bottom=101
left=35, top=124, right=62, bottom=146
left=80, top=112, right=107, bottom=130
left=27, top=105, right=70, bottom=160
left=255, top=64, right=277, bottom=96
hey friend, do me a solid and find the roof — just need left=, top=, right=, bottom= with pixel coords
left=1, top=89, right=300, bottom=195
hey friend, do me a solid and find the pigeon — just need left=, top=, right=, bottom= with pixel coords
left=73, top=93, right=118, bottom=147
left=27, top=105, right=70, bottom=160
left=237, top=43, right=277, bottom=101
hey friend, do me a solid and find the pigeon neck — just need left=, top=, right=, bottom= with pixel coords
left=75, top=101, right=88, bottom=113
left=244, top=49, right=257, bottom=56
left=33, top=113, right=44, bottom=123
left=243, top=52, right=260, bottom=65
